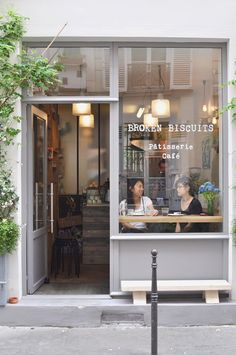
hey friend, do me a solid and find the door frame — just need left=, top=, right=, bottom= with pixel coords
left=22, top=99, right=117, bottom=295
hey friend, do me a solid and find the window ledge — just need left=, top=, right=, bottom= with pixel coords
left=111, top=234, right=229, bottom=240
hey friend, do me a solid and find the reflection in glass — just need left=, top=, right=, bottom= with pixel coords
left=33, top=115, right=46, bottom=230
left=119, top=47, right=222, bottom=233
left=27, top=48, right=110, bottom=96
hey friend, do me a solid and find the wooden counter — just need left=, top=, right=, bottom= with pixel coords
left=119, top=215, right=223, bottom=224
left=82, top=205, right=109, bottom=264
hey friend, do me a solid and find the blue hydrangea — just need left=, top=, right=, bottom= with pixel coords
left=198, top=181, right=220, bottom=201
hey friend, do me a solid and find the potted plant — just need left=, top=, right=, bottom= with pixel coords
left=0, top=165, right=19, bottom=255
left=0, top=162, right=19, bottom=305
left=198, top=181, right=220, bottom=215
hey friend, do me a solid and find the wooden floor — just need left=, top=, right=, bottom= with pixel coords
left=35, top=264, right=109, bottom=295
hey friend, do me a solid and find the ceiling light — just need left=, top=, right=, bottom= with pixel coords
left=143, top=113, right=159, bottom=127
left=79, top=114, right=94, bottom=128
left=72, top=103, right=91, bottom=116
left=136, top=106, right=145, bottom=118
left=202, top=80, right=207, bottom=113
left=151, top=65, right=170, bottom=118
left=212, top=116, right=217, bottom=125
left=151, top=94, right=170, bottom=118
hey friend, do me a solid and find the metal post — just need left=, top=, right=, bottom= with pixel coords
left=151, top=249, right=158, bottom=355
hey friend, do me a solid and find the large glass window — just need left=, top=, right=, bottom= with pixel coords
left=119, top=47, right=222, bottom=234
left=27, top=47, right=110, bottom=96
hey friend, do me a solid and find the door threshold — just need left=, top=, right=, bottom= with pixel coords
left=18, top=294, right=130, bottom=307
left=26, top=294, right=112, bottom=299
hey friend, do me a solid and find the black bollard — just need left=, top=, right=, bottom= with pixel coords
left=151, top=249, right=158, bottom=355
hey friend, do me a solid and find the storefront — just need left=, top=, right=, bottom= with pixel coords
left=16, top=43, right=227, bottom=298
left=1, top=0, right=236, bottom=305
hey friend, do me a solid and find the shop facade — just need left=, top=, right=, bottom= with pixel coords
left=1, top=0, right=236, bottom=305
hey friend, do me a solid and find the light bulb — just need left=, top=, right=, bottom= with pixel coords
left=143, top=113, right=159, bottom=127
left=72, top=103, right=91, bottom=116
left=202, top=104, right=207, bottom=113
left=136, top=106, right=145, bottom=118
left=79, top=114, right=94, bottom=128
left=212, top=116, right=217, bottom=125
left=151, top=95, right=170, bottom=118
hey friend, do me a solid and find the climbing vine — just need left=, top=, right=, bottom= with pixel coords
left=0, top=10, right=62, bottom=254
left=221, top=63, right=236, bottom=243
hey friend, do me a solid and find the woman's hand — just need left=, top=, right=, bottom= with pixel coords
left=151, top=209, right=159, bottom=216
left=147, top=203, right=159, bottom=216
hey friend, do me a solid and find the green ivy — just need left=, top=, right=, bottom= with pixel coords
left=0, top=164, right=19, bottom=219
left=0, top=219, right=19, bottom=255
left=0, top=10, right=62, bottom=255
left=222, top=62, right=236, bottom=242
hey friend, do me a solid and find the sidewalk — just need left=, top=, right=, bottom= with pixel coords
left=0, top=325, right=236, bottom=354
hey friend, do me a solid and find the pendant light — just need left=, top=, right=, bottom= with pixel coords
left=143, top=102, right=159, bottom=126
left=151, top=93, right=170, bottom=118
left=212, top=116, right=217, bottom=125
left=79, top=114, right=94, bottom=128
left=202, top=80, right=207, bottom=112
left=143, top=113, right=158, bottom=127
left=72, top=102, right=91, bottom=116
left=136, top=106, right=145, bottom=119
left=72, top=103, right=94, bottom=128
left=151, top=65, right=170, bottom=118
left=136, top=90, right=147, bottom=118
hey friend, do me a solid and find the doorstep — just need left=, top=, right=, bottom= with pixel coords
left=1, top=295, right=236, bottom=327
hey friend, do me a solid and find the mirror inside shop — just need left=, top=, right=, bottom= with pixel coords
left=34, top=103, right=110, bottom=294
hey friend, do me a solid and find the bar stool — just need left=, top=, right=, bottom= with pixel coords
left=51, top=229, right=82, bottom=277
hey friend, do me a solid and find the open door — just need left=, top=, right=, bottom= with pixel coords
left=27, top=106, right=48, bottom=294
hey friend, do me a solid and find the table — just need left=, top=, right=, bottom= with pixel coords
left=119, top=215, right=223, bottom=224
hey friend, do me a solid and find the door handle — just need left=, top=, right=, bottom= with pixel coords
left=49, top=182, right=54, bottom=234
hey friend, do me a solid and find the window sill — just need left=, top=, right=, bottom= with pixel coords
left=111, top=234, right=229, bottom=240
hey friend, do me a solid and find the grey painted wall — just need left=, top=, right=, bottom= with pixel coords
left=112, top=239, right=228, bottom=292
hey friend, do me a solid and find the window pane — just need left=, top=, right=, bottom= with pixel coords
left=119, top=47, right=222, bottom=234
left=27, top=48, right=110, bottom=96
left=33, top=115, right=46, bottom=230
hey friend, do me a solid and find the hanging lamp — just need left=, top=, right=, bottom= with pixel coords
left=151, top=65, right=170, bottom=118
left=202, top=80, right=207, bottom=113
left=143, top=113, right=159, bottom=127
left=72, top=102, right=91, bottom=116
left=151, top=93, right=170, bottom=118
left=72, top=103, right=94, bottom=128
left=136, top=106, right=145, bottom=119
left=79, top=114, right=94, bottom=128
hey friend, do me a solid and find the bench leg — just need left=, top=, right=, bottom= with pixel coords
left=204, top=290, right=219, bottom=303
left=132, top=291, right=146, bottom=305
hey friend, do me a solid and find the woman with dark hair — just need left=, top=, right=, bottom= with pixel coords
left=120, top=178, right=158, bottom=233
left=175, top=176, right=203, bottom=233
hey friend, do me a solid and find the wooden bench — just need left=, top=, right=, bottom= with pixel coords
left=121, top=280, right=231, bottom=305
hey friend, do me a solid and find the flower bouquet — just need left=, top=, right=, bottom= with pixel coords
left=198, top=181, right=220, bottom=215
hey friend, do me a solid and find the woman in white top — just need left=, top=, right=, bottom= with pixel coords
left=120, top=178, right=158, bottom=233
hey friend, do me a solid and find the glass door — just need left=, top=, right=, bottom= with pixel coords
left=27, top=106, right=48, bottom=294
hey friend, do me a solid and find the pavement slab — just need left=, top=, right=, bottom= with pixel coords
left=0, top=325, right=236, bottom=354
